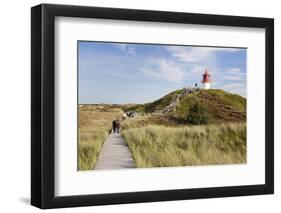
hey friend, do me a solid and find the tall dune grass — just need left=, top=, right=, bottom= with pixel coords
left=122, top=123, right=246, bottom=168
left=121, top=114, right=183, bottom=130
left=78, top=105, right=123, bottom=170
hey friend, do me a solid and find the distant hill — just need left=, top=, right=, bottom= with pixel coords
left=128, top=89, right=246, bottom=124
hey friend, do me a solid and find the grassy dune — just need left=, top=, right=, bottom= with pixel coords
left=78, top=105, right=123, bottom=170
left=174, top=89, right=246, bottom=123
left=122, top=122, right=246, bottom=168
left=128, top=89, right=246, bottom=124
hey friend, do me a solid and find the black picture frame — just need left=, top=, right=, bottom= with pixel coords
left=31, top=3, right=274, bottom=209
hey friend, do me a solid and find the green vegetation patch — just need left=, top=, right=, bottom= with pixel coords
left=140, top=89, right=183, bottom=113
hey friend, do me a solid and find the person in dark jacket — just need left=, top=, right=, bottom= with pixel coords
left=115, top=119, right=121, bottom=134
left=112, top=119, right=117, bottom=133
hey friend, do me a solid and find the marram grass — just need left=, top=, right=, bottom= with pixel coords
left=122, top=123, right=246, bottom=168
left=78, top=105, right=123, bottom=170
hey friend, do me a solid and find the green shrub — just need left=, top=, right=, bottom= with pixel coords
left=187, top=101, right=209, bottom=124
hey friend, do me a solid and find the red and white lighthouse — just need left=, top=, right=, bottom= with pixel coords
left=202, top=69, right=211, bottom=89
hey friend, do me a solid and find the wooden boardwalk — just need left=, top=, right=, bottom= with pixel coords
left=94, top=132, right=135, bottom=170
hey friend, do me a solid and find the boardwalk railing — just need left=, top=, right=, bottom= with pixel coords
left=160, top=87, right=199, bottom=114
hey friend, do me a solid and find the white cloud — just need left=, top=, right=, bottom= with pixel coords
left=114, top=44, right=127, bottom=51
left=191, top=66, right=206, bottom=73
left=166, top=46, right=241, bottom=63
left=223, top=83, right=245, bottom=88
left=226, top=67, right=246, bottom=76
left=166, top=46, right=213, bottom=62
left=215, top=76, right=244, bottom=81
left=114, top=44, right=136, bottom=56
left=213, top=67, right=246, bottom=81
left=140, top=58, right=184, bottom=83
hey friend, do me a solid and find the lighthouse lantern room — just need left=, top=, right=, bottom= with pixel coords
left=202, top=69, right=211, bottom=90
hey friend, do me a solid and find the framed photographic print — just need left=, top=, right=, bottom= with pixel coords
left=31, top=3, right=274, bottom=209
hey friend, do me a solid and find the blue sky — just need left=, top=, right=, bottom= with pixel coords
left=78, top=41, right=246, bottom=104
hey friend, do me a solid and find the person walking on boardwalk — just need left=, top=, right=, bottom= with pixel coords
left=112, top=119, right=117, bottom=133
left=115, top=119, right=121, bottom=134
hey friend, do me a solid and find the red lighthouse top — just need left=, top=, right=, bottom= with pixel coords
left=202, top=69, right=211, bottom=83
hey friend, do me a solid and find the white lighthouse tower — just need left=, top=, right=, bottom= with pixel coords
left=202, top=69, right=211, bottom=90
